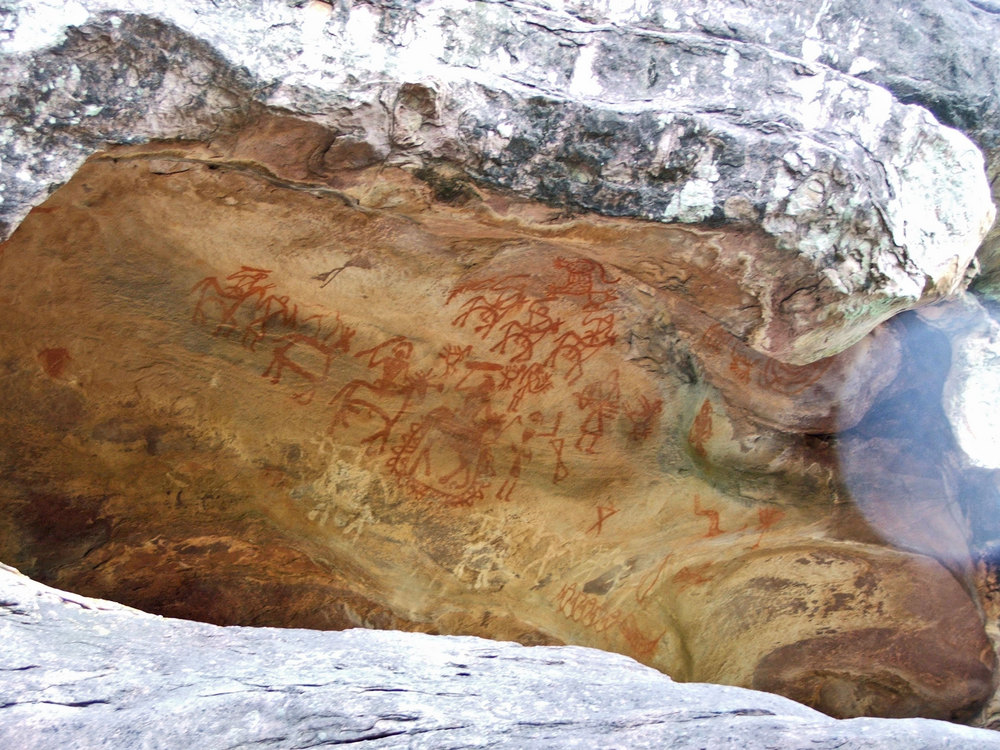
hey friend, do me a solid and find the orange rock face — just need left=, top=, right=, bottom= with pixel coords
left=0, top=127, right=993, bottom=721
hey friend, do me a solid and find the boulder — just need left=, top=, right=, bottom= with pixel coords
left=545, top=0, right=1000, bottom=301
left=3, top=563, right=1000, bottom=750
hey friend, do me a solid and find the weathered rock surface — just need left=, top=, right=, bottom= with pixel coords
left=546, top=1, right=1000, bottom=145
left=0, top=0, right=995, bottom=363
left=2, top=563, right=999, bottom=750
left=0, top=0, right=999, bottom=730
left=0, top=135, right=994, bottom=724
left=543, top=0, right=1000, bottom=301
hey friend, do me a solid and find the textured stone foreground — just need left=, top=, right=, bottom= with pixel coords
left=1, top=564, right=997, bottom=750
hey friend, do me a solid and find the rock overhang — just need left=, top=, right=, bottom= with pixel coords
left=0, top=0, right=996, bottom=364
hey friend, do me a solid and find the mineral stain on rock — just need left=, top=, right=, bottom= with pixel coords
left=36, top=347, right=70, bottom=378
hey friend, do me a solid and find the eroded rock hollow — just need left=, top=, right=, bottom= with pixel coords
left=2, top=0, right=1000, bottom=727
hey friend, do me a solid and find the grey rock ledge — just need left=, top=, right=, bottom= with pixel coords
left=2, top=563, right=1000, bottom=749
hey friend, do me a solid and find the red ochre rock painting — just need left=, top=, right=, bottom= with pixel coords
left=190, top=256, right=660, bottom=508
left=0, top=152, right=992, bottom=725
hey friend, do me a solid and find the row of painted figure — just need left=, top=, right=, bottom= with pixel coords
left=191, top=259, right=662, bottom=505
